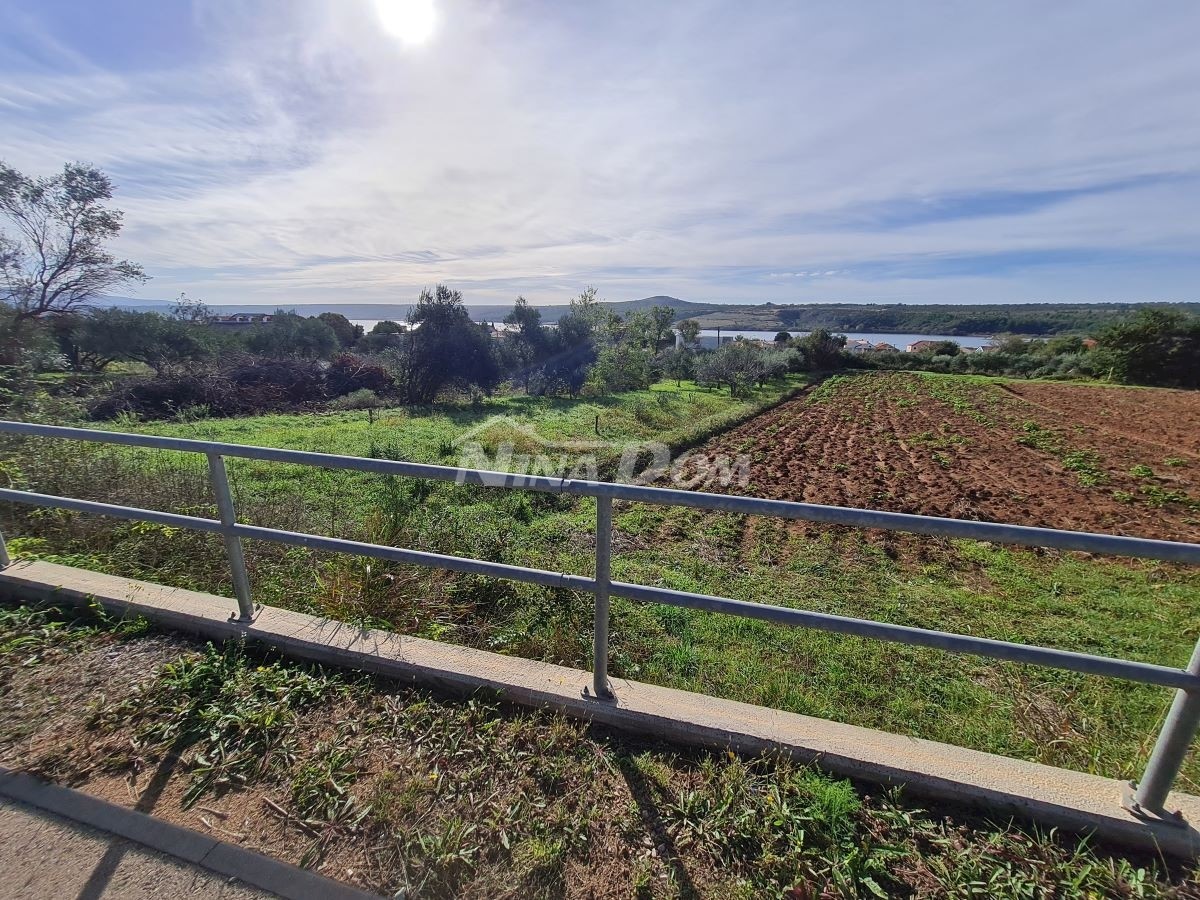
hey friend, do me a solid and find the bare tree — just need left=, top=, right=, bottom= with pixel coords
left=0, top=161, right=146, bottom=338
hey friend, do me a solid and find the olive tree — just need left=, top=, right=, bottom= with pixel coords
left=73, top=308, right=213, bottom=374
left=677, top=318, right=702, bottom=345
left=398, top=284, right=500, bottom=403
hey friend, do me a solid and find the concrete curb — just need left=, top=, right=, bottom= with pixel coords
left=0, top=768, right=377, bottom=899
left=3, top=559, right=1200, bottom=860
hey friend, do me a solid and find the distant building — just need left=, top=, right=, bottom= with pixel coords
left=905, top=340, right=941, bottom=353
left=874, top=342, right=899, bottom=352
left=846, top=338, right=874, bottom=354
left=207, top=313, right=273, bottom=329
left=1082, top=338, right=1099, bottom=350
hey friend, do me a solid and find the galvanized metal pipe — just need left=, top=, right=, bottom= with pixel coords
left=1, top=484, right=1199, bottom=693
left=608, top=580, right=1200, bottom=692
left=1133, top=638, right=1200, bottom=815
left=0, top=487, right=226, bottom=534
left=3, top=420, right=1199, bottom=564
left=0, top=527, right=9, bottom=569
left=593, top=496, right=613, bottom=699
left=206, top=454, right=255, bottom=621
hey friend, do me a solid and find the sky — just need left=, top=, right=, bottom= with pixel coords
left=1, top=0, right=1198, bottom=307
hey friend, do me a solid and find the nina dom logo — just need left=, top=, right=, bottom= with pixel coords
left=451, top=416, right=749, bottom=489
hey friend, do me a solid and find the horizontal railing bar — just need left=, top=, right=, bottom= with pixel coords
left=589, top=484, right=1200, bottom=564
left=0, top=488, right=594, bottom=594
left=2, top=420, right=1199, bottom=564
left=230, top=524, right=595, bottom=592
left=610, top=581, right=1200, bottom=692
left=0, top=488, right=227, bottom=534
left=2, top=485, right=1197, bottom=692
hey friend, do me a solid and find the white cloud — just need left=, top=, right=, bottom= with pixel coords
left=1, top=0, right=1199, bottom=304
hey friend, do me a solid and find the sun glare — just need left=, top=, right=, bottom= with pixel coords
left=373, top=0, right=436, bottom=45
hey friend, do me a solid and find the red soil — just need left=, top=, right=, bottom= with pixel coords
left=678, top=373, right=1200, bottom=543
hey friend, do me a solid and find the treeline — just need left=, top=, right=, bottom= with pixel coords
left=861, top=308, right=1200, bottom=388
left=770, top=302, right=1200, bottom=337
left=3, top=286, right=818, bottom=420
left=5, top=290, right=1198, bottom=423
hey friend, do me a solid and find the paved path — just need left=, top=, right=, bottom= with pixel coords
left=0, top=796, right=275, bottom=899
left=0, top=770, right=373, bottom=899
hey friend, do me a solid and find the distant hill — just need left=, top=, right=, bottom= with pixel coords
left=93, top=296, right=717, bottom=325
left=96, top=295, right=1200, bottom=336
left=689, top=301, right=1200, bottom=336
left=592, top=296, right=724, bottom=318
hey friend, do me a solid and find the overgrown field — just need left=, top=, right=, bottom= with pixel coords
left=2, top=601, right=1195, bottom=898
left=2, top=373, right=1200, bottom=810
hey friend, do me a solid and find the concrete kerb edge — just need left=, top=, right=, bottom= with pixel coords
left=0, top=768, right=376, bottom=900
left=3, top=559, right=1200, bottom=861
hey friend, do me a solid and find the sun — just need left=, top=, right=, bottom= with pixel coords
left=372, top=0, right=436, bottom=45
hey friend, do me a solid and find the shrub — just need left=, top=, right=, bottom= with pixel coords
left=89, top=359, right=330, bottom=420
left=225, top=359, right=327, bottom=405
left=330, top=389, right=385, bottom=411
left=326, top=354, right=394, bottom=396
left=89, top=374, right=239, bottom=420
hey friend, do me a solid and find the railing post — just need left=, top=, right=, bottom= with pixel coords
left=1129, top=637, right=1200, bottom=821
left=0, top=526, right=10, bottom=569
left=591, top=495, right=614, bottom=700
left=206, top=453, right=255, bottom=622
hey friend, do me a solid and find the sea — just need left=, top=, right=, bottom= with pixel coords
left=350, top=321, right=994, bottom=351
left=695, top=330, right=994, bottom=350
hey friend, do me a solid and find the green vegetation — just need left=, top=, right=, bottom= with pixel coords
left=1013, top=422, right=1109, bottom=486
left=4, top=374, right=1198, bottom=795
left=2, top=601, right=1194, bottom=897
left=863, top=311, right=1200, bottom=388
left=693, top=299, right=1200, bottom=337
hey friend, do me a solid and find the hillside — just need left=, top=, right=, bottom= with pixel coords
left=100, top=296, right=1200, bottom=336
left=687, top=301, right=1200, bottom=335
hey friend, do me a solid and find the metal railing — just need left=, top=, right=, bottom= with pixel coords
left=1, top=419, right=1199, bottom=821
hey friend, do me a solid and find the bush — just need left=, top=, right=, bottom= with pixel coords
left=326, top=354, right=394, bottom=396
left=329, top=389, right=385, bottom=410
left=582, top=346, right=656, bottom=396
left=89, top=374, right=239, bottom=420
left=225, top=359, right=327, bottom=405
left=244, top=312, right=338, bottom=359
left=89, top=359, right=330, bottom=420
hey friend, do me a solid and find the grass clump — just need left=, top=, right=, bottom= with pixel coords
left=0, top=600, right=148, bottom=665
left=93, top=642, right=339, bottom=806
left=659, top=754, right=887, bottom=897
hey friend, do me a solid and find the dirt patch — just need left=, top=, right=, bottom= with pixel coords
left=1001, top=381, right=1200, bottom=459
left=675, top=373, right=1200, bottom=543
left=0, top=631, right=188, bottom=774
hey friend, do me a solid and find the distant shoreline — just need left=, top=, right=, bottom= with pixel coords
left=103, top=297, right=1198, bottom=338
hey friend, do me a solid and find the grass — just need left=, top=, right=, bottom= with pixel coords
left=117, top=375, right=806, bottom=457
left=93, top=642, right=341, bottom=807
left=608, top=511, right=1200, bottom=784
left=1, top=599, right=1194, bottom=898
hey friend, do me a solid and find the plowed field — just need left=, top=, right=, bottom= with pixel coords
left=682, top=372, right=1200, bottom=542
